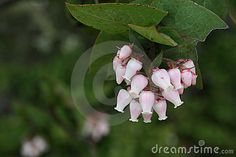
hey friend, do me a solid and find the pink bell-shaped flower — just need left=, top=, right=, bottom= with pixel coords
left=168, top=68, right=183, bottom=90
left=129, top=100, right=142, bottom=122
left=142, top=112, right=152, bottom=123
left=153, top=99, right=168, bottom=121
left=123, top=58, right=142, bottom=81
left=113, top=56, right=122, bottom=71
left=162, top=90, right=184, bottom=108
left=181, top=70, right=192, bottom=88
left=191, top=73, right=197, bottom=85
left=118, top=45, right=132, bottom=60
left=115, top=64, right=126, bottom=84
left=151, top=69, right=174, bottom=91
left=182, top=59, right=196, bottom=74
left=139, top=91, right=155, bottom=114
left=129, top=74, right=148, bottom=98
left=114, top=89, right=132, bottom=113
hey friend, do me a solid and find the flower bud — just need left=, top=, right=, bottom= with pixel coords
left=118, top=45, right=132, bottom=59
left=168, top=68, right=183, bottom=90
left=142, top=112, right=152, bottom=123
left=139, top=91, right=155, bottom=114
left=115, top=64, right=126, bottom=84
left=151, top=69, right=174, bottom=91
left=162, top=90, right=184, bottom=108
left=113, top=56, right=122, bottom=71
left=191, top=73, right=197, bottom=85
left=129, top=74, right=148, bottom=97
left=153, top=99, right=168, bottom=121
left=114, top=89, right=132, bottom=113
left=129, top=100, right=142, bottom=122
left=123, top=58, right=142, bottom=81
left=181, top=70, right=192, bottom=88
left=182, top=59, right=196, bottom=74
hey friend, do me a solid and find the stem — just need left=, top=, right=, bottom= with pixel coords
left=162, top=58, right=176, bottom=68
left=94, top=0, right=99, bottom=4
left=162, top=58, right=175, bottom=63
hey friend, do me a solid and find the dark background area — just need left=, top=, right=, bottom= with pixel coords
left=0, top=0, right=235, bottom=157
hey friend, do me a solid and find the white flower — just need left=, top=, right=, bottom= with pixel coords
left=168, top=68, right=183, bottom=90
left=21, top=136, right=48, bottom=157
left=152, top=68, right=174, bottom=91
left=139, top=91, right=155, bottom=114
left=114, top=89, right=132, bottom=113
left=115, top=64, right=126, bottom=84
left=142, top=112, right=152, bottom=123
left=162, top=89, right=184, bottom=108
left=82, top=113, right=109, bottom=142
left=123, top=58, right=142, bottom=81
left=153, top=99, right=168, bottom=121
left=182, top=59, right=196, bottom=74
left=129, top=74, right=148, bottom=98
left=113, top=56, right=122, bottom=71
left=118, top=45, right=132, bottom=59
left=129, top=100, right=142, bottom=122
left=181, top=69, right=192, bottom=88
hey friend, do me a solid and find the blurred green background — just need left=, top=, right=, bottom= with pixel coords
left=0, top=0, right=235, bottom=157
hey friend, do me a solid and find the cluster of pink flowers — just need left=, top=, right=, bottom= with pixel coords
left=113, top=44, right=197, bottom=123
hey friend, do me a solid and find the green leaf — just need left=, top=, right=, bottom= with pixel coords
left=66, top=3, right=167, bottom=33
left=192, top=0, right=228, bottom=18
left=132, top=0, right=228, bottom=42
left=159, top=27, right=199, bottom=50
left=94, top=31, right=129, bottom=45
left=128, top=24, right=178, bottom=46
left=163, top=43, right=198, bottom=62
left=151, top=51, right=163, bottom=67
left=228, top=0, right=236, bottom=25
left=230, top=12, right=236, bottom=25
left=129, top=30, right=145, bottom=51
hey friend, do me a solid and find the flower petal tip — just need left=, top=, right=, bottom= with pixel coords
left=129, top=119, right=139, bottom=122
left=144, top=120, right=152, bottom=123
left=158, top=116, right=168, bottom=121
left=114, top=107, right=124, bottom=113
left=142, top=111, right=153, bottom=114
left=174, top=102, right=184, bottom=108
